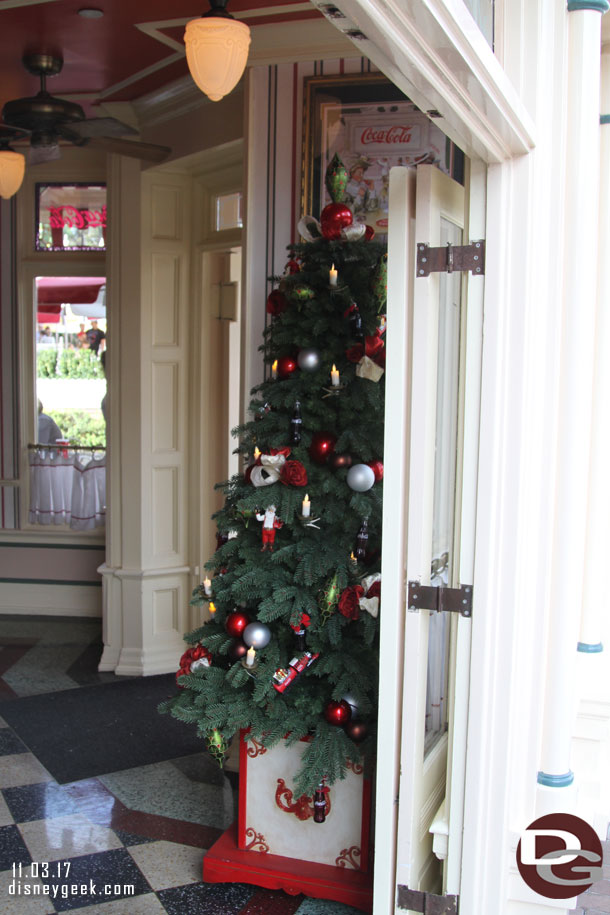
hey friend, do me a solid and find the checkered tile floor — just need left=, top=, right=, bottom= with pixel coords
left=0, top=618, right=363, bottom=915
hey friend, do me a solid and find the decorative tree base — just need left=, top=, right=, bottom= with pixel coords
left=202, top=732, right=374, bottom=910
left=202, top=823, right=373, bottom=912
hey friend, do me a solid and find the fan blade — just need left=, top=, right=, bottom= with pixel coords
left=85, top=136, right=171, bottom=163
left=28, top=143, right=61, bottom=164
left=67, top=117, right=138, bottom=139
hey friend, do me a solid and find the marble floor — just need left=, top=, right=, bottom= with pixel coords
left=0, top=616, right=366, bottom=915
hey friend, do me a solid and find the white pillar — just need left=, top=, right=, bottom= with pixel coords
left=99, top=156, right=193, bottom=676
left=579, top=44, right=610, bottom=653
left=537, top=3, right=606, bottom=791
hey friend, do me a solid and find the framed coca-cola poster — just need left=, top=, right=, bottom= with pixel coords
left=302, top=73, right=463, bottom=237
left=35, top=183, right=107, bottom=252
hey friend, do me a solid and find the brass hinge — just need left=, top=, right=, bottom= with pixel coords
left=407, top=582, right=473, bottom=618
left=417, top=240, right=485, bottom=277
left=397, top=886, right=459, bottom=914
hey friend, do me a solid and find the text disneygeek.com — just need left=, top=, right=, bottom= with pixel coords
left=9, top=862, right=136, bottom=901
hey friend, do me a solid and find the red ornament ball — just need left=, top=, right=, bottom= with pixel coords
left=320, top=202, right=353, bottom=240
left=324, top=699, right=352, bottom=726
left=309, top=431, right=337, bottom=464
left=367, top=460, right=384, bottom=482
left=225, top=610, right=250, bottom=638
left=228, top=639, right=248, bottom=662
left=277, top=355, right=298, bottom=379
left=345, top=720, right=368, bottom=742
left=329, top=452, right=352, bottom=470
left=266, top=290, right=288, bottom=316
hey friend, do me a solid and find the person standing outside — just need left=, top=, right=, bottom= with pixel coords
left=86, top=320, right=105, bottom=355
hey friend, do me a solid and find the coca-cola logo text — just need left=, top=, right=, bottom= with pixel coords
left=361, top=125, right=415, bottom=145
left=48, top=205, right=107, bottom=230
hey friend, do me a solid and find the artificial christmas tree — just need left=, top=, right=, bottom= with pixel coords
left=161, top=156, right=386, bottom=899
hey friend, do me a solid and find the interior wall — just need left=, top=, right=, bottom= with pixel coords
left=0, top=197, right=19, bottom=529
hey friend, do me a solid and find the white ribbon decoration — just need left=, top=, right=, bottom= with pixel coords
left=260, top=453, right=287, bottom=470
left=359, top=573, right=381, bottom=618
left=250, top=465, right=281, bottom=487
left=250, top=452, right=287, bottom=488
left=297, top=215, right=367, bottom=243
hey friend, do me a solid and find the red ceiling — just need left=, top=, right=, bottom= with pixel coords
left=0, top=0, right=321, bottom=113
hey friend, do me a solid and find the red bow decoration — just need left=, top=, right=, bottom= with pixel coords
left=176, top=644, right=212, bottom=686
left=291, top=612, right=312, bottom=633
left=280, top=460, right=308, bottom=487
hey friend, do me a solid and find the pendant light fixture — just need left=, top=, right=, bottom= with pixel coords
left=184, top=0, right=251, bottom=102
left=0, top=129, right=26, bottom=199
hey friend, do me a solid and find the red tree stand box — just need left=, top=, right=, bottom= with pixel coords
left=202, top=732, right=374, bottom=911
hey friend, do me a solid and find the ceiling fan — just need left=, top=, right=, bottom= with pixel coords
left=1, top=53, right=170, bottom=164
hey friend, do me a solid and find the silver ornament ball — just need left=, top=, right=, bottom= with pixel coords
left=243, top=621, right=272, bottom=649
left=297, top=348, right=321, bottom=372
left=346, top=463, right=376, bottom=492
left=342, top=693, right=360, bottom=718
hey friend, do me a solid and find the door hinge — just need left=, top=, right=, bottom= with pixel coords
left=397, top=886, right=459, bottom=914
left=417, top=240, right=485, bottom=277
left=407, top=581, right=473, bottom=617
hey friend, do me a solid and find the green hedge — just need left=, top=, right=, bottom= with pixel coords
left=48, top=410, right=106, bottom=448
left=37, top=348, right=59, bottom=378
left=37, top=348, right=104, bottom=380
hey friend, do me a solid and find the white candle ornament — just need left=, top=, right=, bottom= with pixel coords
left=302, top=494, right=311, bottom=518
left=331, top=364, right=340, bottom=387
left=203, top=577, right=212, bottom=597
left=329, top=264, right=338, bottom=286
left=246, top=646, right=256, bottom=667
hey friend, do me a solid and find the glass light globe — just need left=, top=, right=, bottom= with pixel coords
left=184, top=15, right=251, bottom=102
left=0, top=149, right=25, bottom=199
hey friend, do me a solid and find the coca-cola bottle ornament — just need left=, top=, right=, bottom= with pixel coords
left=355, top=518, right=369, bottom=561
left=348, top=303, right=364, bottom=342
left=313, top=782, right=327, bottom=824
left=291, top=401, right=302, bottom=444
left=291, top=612, right=311, bottom=651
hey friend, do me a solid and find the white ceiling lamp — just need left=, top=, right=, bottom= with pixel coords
left=184, top=0, right=251, bottom=102
left=0, top=129, right=26, bottom=199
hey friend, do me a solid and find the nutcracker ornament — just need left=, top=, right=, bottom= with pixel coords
left=256, top=505, right=283, bottom=552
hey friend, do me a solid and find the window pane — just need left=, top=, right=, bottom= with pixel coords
left=36, top=184, right=107, bottom=252
left=463, top=0, right=494, bottom=48
left=36, top=276, right=107, bottom=448
left=424, top=216, right=463, bottom=752
left=215, top=192, right=243, bottom=231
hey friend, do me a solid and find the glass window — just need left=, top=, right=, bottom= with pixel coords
left=36, top=276, right=107, bottom=448
left=463, top=0, right=494, bottom=48
left=215, top=191, right=243, bottom=232
left=35, top=184, right=107, bottom=252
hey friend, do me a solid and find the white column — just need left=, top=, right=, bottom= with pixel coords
left=537, top=3, right=606, bottom=792
left=99, top=157, right=192, bottom=676
left=579, top=43, right=610, bottom=653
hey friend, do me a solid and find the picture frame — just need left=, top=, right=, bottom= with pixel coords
left=302, top=73, right=462, bottom=236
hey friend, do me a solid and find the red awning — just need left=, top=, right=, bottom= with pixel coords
left=36, top=276, right=105, bottom=305
left=37, top=306, right=61, bottom=324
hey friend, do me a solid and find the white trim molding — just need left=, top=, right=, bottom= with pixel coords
left=312, top=0, right=536, bottom=162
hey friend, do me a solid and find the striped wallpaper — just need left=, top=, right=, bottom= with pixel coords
left=0, top=197, right=19, bottom=529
